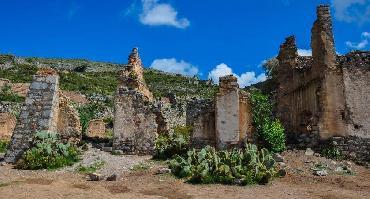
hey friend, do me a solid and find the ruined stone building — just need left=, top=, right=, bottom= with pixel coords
left=187, top=75, right=253, bottom=149
left=276, top=5, right=369, bottom=163
left=4, top=68, right=81, bottom=163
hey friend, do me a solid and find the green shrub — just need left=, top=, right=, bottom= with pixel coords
left=16, top=131, right=80, bottom=170
left=249, top=90, right=286, bottom=152
left=0, top=140, right=9, bottom=153
left=0, top=64, right=37, bottom=83
left=169, top=144, right=279, bottom=185
left=0, top=84, right=25, bottom=103
left=321, top=145, right=343, bottom=160
left=77, top=103, right=105, bottom=134
left=154, top=126, right=192, bottom=160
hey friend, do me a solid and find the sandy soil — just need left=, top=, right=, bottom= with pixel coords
left=0, top=150, right=369, bottom=199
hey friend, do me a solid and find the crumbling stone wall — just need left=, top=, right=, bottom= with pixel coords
left=0, top=112, right=16, bottom=141
left=118, top=48, right=153, bottom=101
left=87, top=119, right=106, bottom=139
left=187, top=75, right=253, bottom=149
left=186, top=99, right=215, bottom=148
left=340, top=51, right=370, bottom=138
left=113, top=90, right=158, bottom=154
left=276, top=5, right=369, bottom=164
left=4, top=68, right=83, bottom=163
left=57, top=94, right=82, bottom=143
left=277, top=5, right=348, bottom=143
left=113, top=48, right=158, bottom=154
left=5, top=68, right=60, bottom=163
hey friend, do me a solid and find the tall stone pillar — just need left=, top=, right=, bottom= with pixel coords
left=113, top=48, right=157, bottom=154
left=215, top=75, right=252, bottom=149
left=5, top=68, right=60, bottom=163
left=311, top=5, right=347, bottom=139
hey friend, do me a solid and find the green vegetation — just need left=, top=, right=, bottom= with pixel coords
left=249, top=90, right=286, bottom=152
left=321, top=145, right=343, bottom=160
left=131, top=162, right=151, bottom=172
left=0, top=64, right=37, bottom=83
left=59, top=71, right=118, bottom=96
left=169, top=144, right=279, bottom=185
left=0, top=84, right=25, bottom=103
left=144, top=69, right=217, bottom=99
left=154, top=126, right=192, bottom=160
left=77, top=159, right=105, bottom=173
left=77, top=103, right=106, bottom=134
left=16, top=131, right=80, bottom=170
left=0, top=140, right=9, bottom=153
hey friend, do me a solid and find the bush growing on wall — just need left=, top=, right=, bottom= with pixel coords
left=249, top=90, right=286, bottom=152
left=16, top=131, right=80, bottom=170
left=169, top=144, right=279, bottom=185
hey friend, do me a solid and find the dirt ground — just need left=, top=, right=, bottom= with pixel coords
left=0, top=150, right=369, bottom=199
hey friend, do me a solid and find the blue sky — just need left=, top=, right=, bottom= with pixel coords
left=0, top=0, right=369, bottom=86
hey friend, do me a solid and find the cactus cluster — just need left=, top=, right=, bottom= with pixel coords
left=169, top=144, right=279, bottom=185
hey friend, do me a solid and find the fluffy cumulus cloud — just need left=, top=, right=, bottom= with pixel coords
left=150, top=58, right=198, bottom=76
left=139, top=0, right=190, bottom=28
left=297, top=49, right=312, bottom=56
left=346, top=32, right=370, bottom=49
left=332, top=0, right=370, bottom=24
left=208, top=63, right=266, bottom=88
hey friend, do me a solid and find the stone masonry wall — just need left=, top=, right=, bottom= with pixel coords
left=276, top=5, right=369, bottom=164
left=57, top=94, right=82, bottom=143
left=5, top=68, right=60, bottom=163
left=215, top=75, right=241, bottom=149
left=186, top=99, right=216, bottom=148
left=113, top=90, right=158, bottom=154
left=340, top=51, right=370, bottom=139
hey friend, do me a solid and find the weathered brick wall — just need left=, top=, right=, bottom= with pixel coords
left=5, top=69, right=60, bottom=163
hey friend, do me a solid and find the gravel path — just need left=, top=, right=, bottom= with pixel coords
left=64, top=146, right=151, bottom=176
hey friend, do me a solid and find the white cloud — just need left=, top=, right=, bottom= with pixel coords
left=139, top=0, right=190, bottom=28
left=297, top=49, right=312, bottom=56
left=346, top=31, right=370, bottom=49
left=332, top=0, right=370, bottom=24
left=150, top=58, right=198, bottom=76
left=208, top=63, right=267, bottom=88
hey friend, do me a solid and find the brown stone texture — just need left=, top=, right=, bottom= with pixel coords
left=113, top=48, right=158, bottom=154
left=5, top=69, right=60, bottom=163
left=57, top=94, right=82, bottom=143
left=276, top=5, right=370, bottom=151
left=118, top=48, right=153, bottom=101
left=340, top=51, right=370, bottom=138
left=87, top=119, right=106, bottom=138
left=113, top=90, right=158, bottom=154
left=277, top=5, right=348, bottom=143
left=0, top=112, right=16, bottom=141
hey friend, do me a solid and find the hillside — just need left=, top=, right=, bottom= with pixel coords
left=0, top=54, right=217, bottom=101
